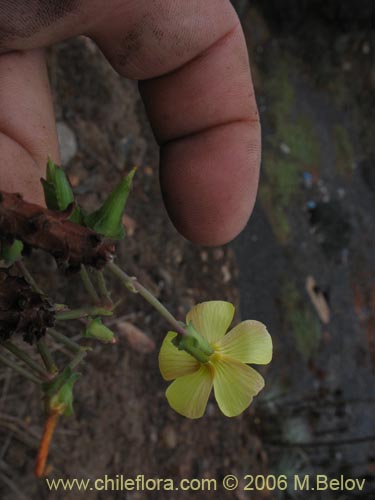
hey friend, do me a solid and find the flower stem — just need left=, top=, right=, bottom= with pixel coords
left=16, top=261, right=44, bottom=295
left=34, top=410, right=60, bottom=478
left=0, top=352, right=42, bottom=385
left=95, top=270, right=113, bottom=308
left=79, top=265, right=100, bottom=304
left=47, top=329, right=82, bottom=354
left=56, top=307, right=113, bottom=321
left=68, top=349, right=87, bottom=370
left=37, top=338, right=58, bottom=375
left=0, top=340, right=51, bottom=379
left=107, top=261, right=186, bottom=336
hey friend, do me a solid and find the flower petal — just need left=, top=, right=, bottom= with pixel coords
left=213, top=357, right=265, bottom=417
left=186, top=301, right=235, bottom=344
left=215, top=320, right=273, bottom=365
left=159, top=332, right=199, bottom=381
left=165, top=365, right=213, bottom=419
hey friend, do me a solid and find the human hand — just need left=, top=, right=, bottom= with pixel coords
left=0, top=0, right=260, bottom=245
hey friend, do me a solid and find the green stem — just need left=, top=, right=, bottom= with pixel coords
left=0, top=340, right=51, bottom=379
left=68, top=350, right=87, bottom=370
left=95, top=270, right=113, bottom=308
left=79, top=265, right=100, bottom=304
left=16, top=261, right=44, bottom=295
left=107, top=261, right=186, bottom=336
left=0, top=352, right=42, bottom=385
left=56, top=307, right=113, bottom=321
left=37, top=338, right=58, bottom=375
left=47, top=329, right=82, bottom=354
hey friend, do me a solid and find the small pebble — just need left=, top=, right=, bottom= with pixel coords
left=362, top=41, right=370, bottom=54
left=200, top=250, right=208, bottom=262
left=280, top=142, right=291, bottom=154
left=122, top=214, right=137, bottom=237
left=56, top=122, right=77, bottom=165
left=221, top=265, right=231, bottom=283
left=162, top=425, right=177, bottom=449
left=117, top=321, right=156, bottom=354
left=212, top=248, right=224, bottom=260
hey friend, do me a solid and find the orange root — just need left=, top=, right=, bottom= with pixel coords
left=34, top=411, right=60, bottom=478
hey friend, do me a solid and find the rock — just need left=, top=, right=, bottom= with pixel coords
left=120, top=135, right=134, bottom=158
left=200, top=250, right=208, bottom=262
left=280, top=142, right=291, bottom=154
left=116, top=321, right=155, bottom=354
left=162, top=425, right=177, bottom=449
left=305, top=276, right=331, bottom=324
left=144, top=166, right=153, bottom=176
left=221, top=265, right=231, bottom=283
left=56, top=122, right=77, bottom=165
left=121, top=214, right=137, bottom=237
left=158, top=268, right=173, bottom=288
left=212, top=248, right=224, bottom=260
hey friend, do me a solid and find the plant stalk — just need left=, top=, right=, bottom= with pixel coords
left=0, top=352, right=42, bottom=384
left=47, top=329, right=82, bottom=354
left=79, top=265, right=100, bottom=304
left=16, top=261, right=44, bottom=295
left=95, top=270, right=113, bottom=308
left=107, top=261, right=186, bottom=336
left=56, top=307, right=113, bottom=321
left=0, top=340, right=51, bottom=379
left=68, top=350, right=87, bottom=370
left=34, top=411, right=60, bottom=478
left=37, top=338, right=58, bottom=375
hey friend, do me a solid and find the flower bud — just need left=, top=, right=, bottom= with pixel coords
left=48, top=372, right=79, bottom=417
left=84, top=168, right=136, bottom=239
left=41, top=158, right=74, bottom=210
left=41, top=158, right=83, bottom=223
left=84, top=317, right=115, bottom=343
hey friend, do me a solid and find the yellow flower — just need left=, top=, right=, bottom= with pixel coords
left=159, top=301, right=272, bottom=418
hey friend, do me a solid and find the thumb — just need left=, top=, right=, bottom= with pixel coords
left=0, top=49, right=60, bottom=204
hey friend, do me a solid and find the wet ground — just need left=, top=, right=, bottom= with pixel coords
left=0, top=3, right=374, bottom=499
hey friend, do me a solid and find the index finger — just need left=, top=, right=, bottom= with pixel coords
left=93, top=1, right=261, bottom=245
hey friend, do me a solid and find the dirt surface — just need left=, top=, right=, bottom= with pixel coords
left=234, top=3, right=375, bottom=498
left=1, top=3, right=374, bottom=499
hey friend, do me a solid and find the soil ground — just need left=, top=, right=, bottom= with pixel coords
left=0, top=3, right=374, bottom=499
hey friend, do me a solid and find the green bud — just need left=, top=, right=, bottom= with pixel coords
left=84, top=167, right=136, bottom=239
left=84, top=317, right=115, bottom=343
left=41, top=158, right=74, bottom=210
left=0, top=239, right=23, bottom=264
left=173, top=322, right=214, bottom=363
left=41, top=158, right=83, bottom=223
left=48, top=372, right=79, bottom=417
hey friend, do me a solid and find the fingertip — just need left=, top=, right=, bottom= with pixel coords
left=160, top=120, right=261, bottom=246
